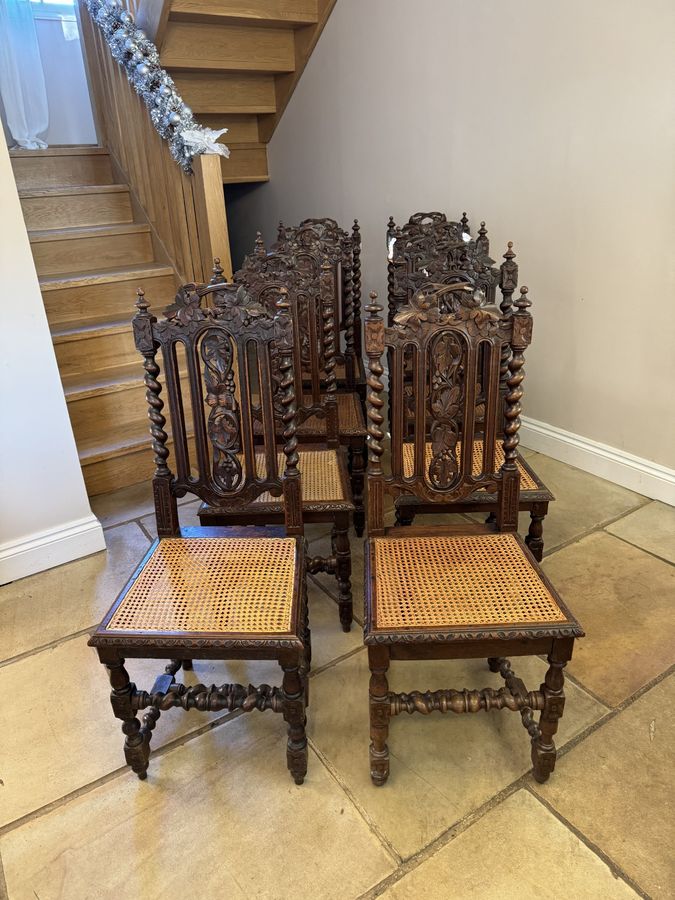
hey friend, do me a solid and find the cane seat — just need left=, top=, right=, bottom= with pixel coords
left=402, top=440, right=539, bottom=491
left=101, top=536, right=299, bottom=638
left=297, top=393, right=366, bottom=437
left=368, top=532, right=572, bottom=636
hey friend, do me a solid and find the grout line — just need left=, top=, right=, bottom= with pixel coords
left=310, top=644, right=365, bottom=679
left=557, top=666, right=613, bottom=710
left=357, top=777, right=527, bottom=899
left=307, top=737, right=402, bottom=867
left=525, top=788, right=651, bottom=899
left=0, top=628, right=92, bottom=670
left=0, top=849, right=8, bottom=900
left=541, top=498, right=651, bottom=560
left=136, top=520, right=157, bottom=542
left=600, top=529, right=675, bottom=570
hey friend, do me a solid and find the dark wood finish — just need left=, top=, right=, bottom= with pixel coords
left=363, top=286, right=583, bottom=786
left=239, top=234, right=367, bottom=536
left=194, top=265, right=356, bottom=629
left=88, top=291, right=309, bottom=784
left=274, top=218, right=366, bottom=405
left=386, top=214, right=553, bottom=559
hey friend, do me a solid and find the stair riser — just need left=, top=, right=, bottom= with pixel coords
left=82, top=436, right=197, bottom=496
left=162, top=22, right=295, bottom=72
left=33, top=231, right=154, bottom=277
left=21, top=192, right=133, bottom=229
left=12, top=155, right=113, bottom=190
left=170, top=0, right=318, bottom=28
left=221, top=146, right=268, bottom=183
left=69, top=383, right=149, bottom=448
left=172, top=73, right=276, bottom=113
left=55, top=329, right=138, bottom=378
left=43, top=274, right=176, bottom=325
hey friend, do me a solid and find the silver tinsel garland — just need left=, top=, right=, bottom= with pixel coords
left=83, top=0, right=229, bottom=172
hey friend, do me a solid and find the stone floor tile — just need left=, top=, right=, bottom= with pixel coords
left=522, top=454, right=646, bottom=554
left=140, top=500, right=202, bottom=538
left=0, top=714, right=395, bottom=900
left=533, top=674, right=675, bottom=899
left=308, top=650, right=605, bottom=859
left=0, top=636, right=256, bottom=827
left=380, top=790, right=639, bottom=899
left=606, top=500, right=675, bottom=564
left=543, top=532, right=675, bottom=706
left=0, top=523, right=150, bottom=663
left=0, top=575, right=357, bottom=829
left=90, top=482, right=193, bottom=529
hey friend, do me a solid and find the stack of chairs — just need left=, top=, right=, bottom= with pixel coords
left=86, top=212, right=584, bottom=793
left=385, top=211, right=554, bottom=560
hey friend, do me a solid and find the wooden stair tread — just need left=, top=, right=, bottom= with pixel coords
left=40, top=263, right=175, bottom=291
left=78, top=432, right=151, bottom=464
left=51, top=315, right=133, bottom=342
left=162, top=22, right=296, bottom=74
left=19, top=184, right=128, bottom=199
left=170, top=0, right=318, bottom=28
left=63, top=363, right=144, bottom=400
left=9, top=145, right=107, bottom=158
left=29, top=223, right=151, bottom=243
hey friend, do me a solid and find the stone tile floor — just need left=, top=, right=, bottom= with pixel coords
left=0, top=450, right=673, bottom=899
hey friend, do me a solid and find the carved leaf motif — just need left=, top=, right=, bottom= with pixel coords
left=164, top=285, right=207, bottom=325
left=201, top=331, right=242, bottom=491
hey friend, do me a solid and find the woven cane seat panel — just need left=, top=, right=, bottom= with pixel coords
left=402, top=440, right=538, bottom=491
left=107, top=537, right=296, bottom=634
left=253, top=450, right=345, bottom=503
left=372, top=533, right=566, bottom=631
left=297, top=393, right=365, bottom=436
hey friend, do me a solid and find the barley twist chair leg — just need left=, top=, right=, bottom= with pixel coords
left=487, top=656, right=502, bottom=673
left=105, top=658, right=149, bottom=780
left=368, top=646, right=391, bottom=786
left=333, top=514, right=353, bottom=631
left=525, top=502, right=548, bottom=562
left=532, top=648, right=567, bottom=783
left=281, top=656, right=308, bottom=785
left=181, top=659, right=194, bottom=671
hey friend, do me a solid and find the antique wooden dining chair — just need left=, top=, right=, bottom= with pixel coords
left=363, top=287, right=583, bottom=786
left=236, top=244, right=367, bottom=536
left=386, top=220, right=554, bottom=559
left=195, top=272, right=356, bottom=631
left=88, top=290, right=310, bottom=785
left=274, top=218, right=366, bottom=405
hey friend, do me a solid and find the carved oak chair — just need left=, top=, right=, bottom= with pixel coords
left=363, top=287, right=583, bottom=786
left=235, top=247, right=367, bottom=536
left=386, top=217, right=554, bottom=560
left=195, top=274, right=356, bottom=632
left=274, top=218, right=366, bottom=405
left=88, top=290, right=310, bottom=785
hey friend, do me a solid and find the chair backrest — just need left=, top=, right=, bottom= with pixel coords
left=133, top=283, right=303, bottom=537
left=387, top=222, right=501, bottom=323
left=229, top=256, right=340, bottom=443
left=275, top=218, right=364, bottom=368
left=364, top=283, right=533, bottom=536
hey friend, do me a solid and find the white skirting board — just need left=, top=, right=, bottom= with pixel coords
left=520, top=416, right=675, bottom=506
left=0, top=514, right=106, bottom=585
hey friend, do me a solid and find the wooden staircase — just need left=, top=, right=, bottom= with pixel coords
left=12, top=1, right=335, bottom=496
left=138, top=0, right=336, bottom=184
left=12, top=146, right=177, bottom=495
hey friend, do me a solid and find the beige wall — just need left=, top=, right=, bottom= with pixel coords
left=229, top=0, right=675, bottom=472
left=0, top=134, right=104, bottom=583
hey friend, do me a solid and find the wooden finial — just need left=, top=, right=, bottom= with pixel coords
left=210, top=257, right=224, bottom=284
left=255, top=231, right=266, bottom=257
left=503, top=241, right=515, bottom=261
left=515, top=285, right=531, bottom=311
left=460, top=211, right=470, bottom=232
left=353, top=218, right=360, bottom=236
left=366, top=290, right=382, bottom=317
left=135, top=287, right=149, bottom=313
left=476, top=220, right=489, bottom=254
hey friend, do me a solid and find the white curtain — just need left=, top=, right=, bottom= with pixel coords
left=0, top=0, right=49, bottom=149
